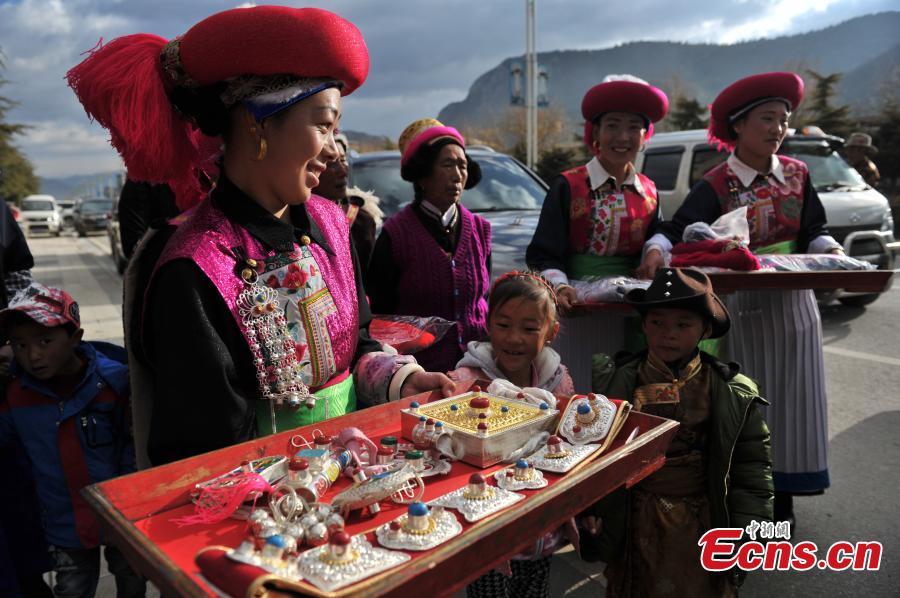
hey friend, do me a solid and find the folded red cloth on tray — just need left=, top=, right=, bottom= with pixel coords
left=369, top=315, right=454, bottom=354
left=196, top=548, right=264, bottom=597
left=670, top=239, right=761, bottom=271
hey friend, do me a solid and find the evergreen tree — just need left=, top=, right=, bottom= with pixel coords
left=0, top=53, right=39, bottom=204
left=668, top=96, right=707, bottom=131
left=803, top=70, right=854, bottom=138
left=872, top=70, right=900, bottom=197
left=535, top=146, right=578, bottom=181
left=873, top=103, right=900, bottom=187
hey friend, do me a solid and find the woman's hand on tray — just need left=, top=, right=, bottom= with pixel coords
left=401, top=371, right=456, bottom=399
left=635, top=248, right=665, bottom=280
left=556, top=284, right=580, bottom=315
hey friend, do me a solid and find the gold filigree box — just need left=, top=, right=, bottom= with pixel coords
left=400, top=391, right=560, bottom=467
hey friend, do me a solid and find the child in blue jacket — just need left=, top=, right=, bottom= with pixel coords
left=0, top=284, right=145, bottom=598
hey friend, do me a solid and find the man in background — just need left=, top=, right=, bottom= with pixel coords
left=844, top=132, right=880, bottom=188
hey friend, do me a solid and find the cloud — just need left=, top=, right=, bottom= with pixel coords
left=711, top=0, right=843, bottom=44
left=14, top=119, right=123, bottom=177
left=0, top=0, right=893, bottom=177
left=341, top=86, right=471, bottom=141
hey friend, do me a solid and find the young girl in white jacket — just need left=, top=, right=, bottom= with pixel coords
left=448, top=271, right=576, bottom=598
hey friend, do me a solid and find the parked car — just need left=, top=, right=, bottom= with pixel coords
left=349, top=147, right=548, bottom=277
left=635, top=128, right=895, bottom=306
left=107, top=194, right=127, bottom=274
left=19, top=194, right=61, bottom=236
left=107, top=180, right=181, bottom=275
left=73, top=197, right=114, bottom=237
left=58, top=198, right=77, bottom=229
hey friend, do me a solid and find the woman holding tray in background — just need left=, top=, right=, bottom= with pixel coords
left=525, top=75, right=669, bottom=386
left=526, top=74, right=668, bottom=310
left=638, top=71, right=843, bottom=525
left=68, top=6, right=453, bottom=465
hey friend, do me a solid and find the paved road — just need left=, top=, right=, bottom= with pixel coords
left=25, top=234, right=900, bottom=597
left=30, top=232, right=124, bottom=345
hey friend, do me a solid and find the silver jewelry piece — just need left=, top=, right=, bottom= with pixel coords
left=532, top=441, right=601, bottom=473
left=236, top=270, right=315, bottom=432
left=331, top=462, right=425, bottom=518
left=227, top=535, right=303, bottom=580
left=297, top=536, right=410, bottom=592
left=558, top=394, right=617, bottom=445
left=493, top=466, right=548, bottom=491
left=267, top=484, right=310, bottom=526
left=429, top=485, right=525, bottom=523
left=375, top=508, right=462, bottom=551
left=413, top=454, right=453, bottom=478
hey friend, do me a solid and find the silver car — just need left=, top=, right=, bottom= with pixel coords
left=58, top=198, right=76, bottom=230
left=20, top=194, right=62, bottom=237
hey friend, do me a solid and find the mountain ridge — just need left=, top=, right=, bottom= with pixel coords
left=438, top=11, right=900, bottom=131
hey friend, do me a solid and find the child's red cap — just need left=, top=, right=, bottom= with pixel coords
left=0, top=284, right=81, bottom=330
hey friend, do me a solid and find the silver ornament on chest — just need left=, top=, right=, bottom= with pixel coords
left=237, top=261, right=316, bottom=424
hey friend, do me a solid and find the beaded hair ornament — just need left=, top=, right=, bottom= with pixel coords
left=489, top=270, right=558, bottom=306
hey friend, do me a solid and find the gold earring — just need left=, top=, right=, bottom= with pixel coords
left=255, top=137, right=267, bottom=161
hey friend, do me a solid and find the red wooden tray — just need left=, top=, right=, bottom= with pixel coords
left=571, top=269, right=893, bottom=313
left=706, top=269, right=893, bottom=294
left=83, top=383, right=677, bottom=597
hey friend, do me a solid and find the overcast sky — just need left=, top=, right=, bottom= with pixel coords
left=0, top=0, right=896, bottom=177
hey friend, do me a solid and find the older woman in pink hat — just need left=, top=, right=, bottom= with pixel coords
left=367, top=119, right=490, bottom=373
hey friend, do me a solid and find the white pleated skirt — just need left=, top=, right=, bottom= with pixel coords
left=723, top=289, right=830, bottom=493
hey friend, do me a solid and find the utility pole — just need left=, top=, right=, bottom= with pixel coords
left=525, top=0, right=537, bottom=169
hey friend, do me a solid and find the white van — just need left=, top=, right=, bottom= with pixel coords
left=635, top=129, right=895, bottom=306
left=20, top=194, right=62, bottom=237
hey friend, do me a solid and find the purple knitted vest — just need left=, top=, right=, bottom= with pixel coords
left=383, top=204, right=491, bottom=372
left=150, top=195, right=359, bottom=388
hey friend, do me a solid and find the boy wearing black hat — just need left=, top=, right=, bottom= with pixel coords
left=580, top=267, right=773, bottom=596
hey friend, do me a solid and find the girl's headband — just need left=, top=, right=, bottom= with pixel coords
left=490, top=271, right=558, bottom=306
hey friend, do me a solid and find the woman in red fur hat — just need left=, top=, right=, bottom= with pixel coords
left=526, top=75, right=669, bottom=312
left=525, top=76, right=670, bottom=384
left=639, top=71, right=841, bottom=526
left=67, top=6, right=454, bottom=466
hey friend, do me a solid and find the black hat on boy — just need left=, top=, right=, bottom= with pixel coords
left=625, top=267, right=730, bottom=338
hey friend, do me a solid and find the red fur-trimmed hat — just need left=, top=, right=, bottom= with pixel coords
left=175, top=7, right=368, bottom=91
left=67, top=6, right=369, bottom=210
left=581, top=75, right=668, bottom=148
left=708, top=71, right=804, bottom=151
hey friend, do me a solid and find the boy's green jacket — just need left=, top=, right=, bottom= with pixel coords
left=582, top=350, right=774, bottom=571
